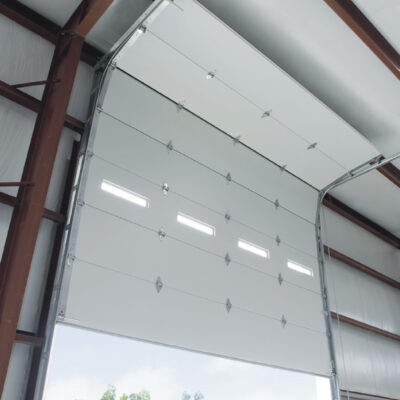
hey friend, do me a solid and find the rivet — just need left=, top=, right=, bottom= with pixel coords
left=226, top=298, right=232, bottom=313
left=162, top=183, right=169, bottom=195
left=155, top=276, right=163, bottom=293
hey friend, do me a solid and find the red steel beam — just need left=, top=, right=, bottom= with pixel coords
left=14, top=330, right=44, bottom=348
left=0, top=181, right=34, bottom=187
left=0, top=192, right=17, bottom=207
left=12, top=80, right=51, bottom=89
left=377, top=162, right=400, bottom=189
left=0, top=1, right=112, bottom=395
left=0, top=0, right=104, bottom=67
left=323, top=194, right=400, bottom=249
left=340, top=390, right=399, bottom=400
left=324, top=0, right=400, bottom=80
left=0, top=79, right=84, bottom=134
left=331, top=311, right=400, bottom=342
left=324, top=246, right=400, bottom=290
left=0, top=192, right=65, bottom=224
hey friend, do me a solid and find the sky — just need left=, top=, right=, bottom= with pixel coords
left=44, top=324, right=332, bottom=400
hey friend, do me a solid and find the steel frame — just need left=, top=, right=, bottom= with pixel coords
left=324, top=246, right=400, bottom=290
left=0, top=1, right=112, bottom=397
left=330, top=312, right=400, bottom=342
left=0, top=79, right=84, bottom=134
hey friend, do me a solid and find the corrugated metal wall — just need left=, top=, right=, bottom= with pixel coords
left=322, top=207, right=400, bottom=398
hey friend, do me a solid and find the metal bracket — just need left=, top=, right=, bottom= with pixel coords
left=262, top=110, right=272, bottom=118
left=86, top=150, right=94, bottom=158
left=166, top=140, right=174, bottom=152
left=233, top=135, right=241, bottom=145
left=162, top=183, right=170, bottom=195
left=278, top=273, right=283, bottom=285
left=224, top=253, right=231, bottom=266
left=66, top=253, right=75, bottom=266
left=138, top=24, right=147, bottom=34
left=225, top=298, right=232, bottom=313
left=57, top=309, right=65, bottom=321
left=77, top=199, right=85, bottom=207
left=224, top=213, right=231, bottom=223
left=307, top=142, right=318, bottom=150
left=281, top=315, right=287, bottom=328
left=206, top=71, right=215, bottom=79
left=275, top=235, right=281, bottom=246
left=158, top=227, right=166, bottom=241
left=225, top=172, right=232, bottom=182
left=155, top=276, right=163, bottom=293
left=274, top=199, right=280, bottom=209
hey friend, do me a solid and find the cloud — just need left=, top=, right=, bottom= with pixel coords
left=44, top=375, right=106, bottom=400
left=115, top=366, right=181, bottom=400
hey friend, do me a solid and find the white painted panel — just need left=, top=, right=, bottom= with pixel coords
left=117, top=29, right=346, bottom=189
left=1, top=343, right=31, bottom=400
left=82, top=158, right=321, bottom=293
left=90, top=120, right=317, bottom=257
left=65, top=260, right=331, bottom=376
left=322, top=207, right=400, bottom=281
left=101, top=71, right=319, bottom=223
left=327, top=257, right=400, bottom=334
left=332, top=321, right=400, bottom=398
left=73, top=205, right=324, bottom=332
left=61, top=65, right=331, bottom=376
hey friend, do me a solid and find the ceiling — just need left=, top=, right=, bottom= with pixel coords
left=198, top=0, right=400, bottom=161
left=116, top=0, right=379, bottom=189
left=18, top=0, right=153, bottom=52
left=353, top=0, right=400, bottom=53
left=331, top=169, right=400, bottom=236
left=16, top=0, right=400, bottom=233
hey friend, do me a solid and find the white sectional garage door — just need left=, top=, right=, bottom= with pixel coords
left=58, top=68, right=331, bottom=377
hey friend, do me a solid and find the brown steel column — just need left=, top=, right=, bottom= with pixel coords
left=0, top=0, right=112, bottom=395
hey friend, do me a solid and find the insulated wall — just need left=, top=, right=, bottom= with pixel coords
left=59, top=68, right=332, bottom=377
left=322, top=207, right=400, bottom=398
left=0, top=13, right=92, bottom=400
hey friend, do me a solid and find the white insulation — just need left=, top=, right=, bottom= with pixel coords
left=323, top=207, right=400, bottom=398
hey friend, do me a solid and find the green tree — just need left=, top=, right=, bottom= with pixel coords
left=101, top=386, right=116, bottom=400
left=100, top=388, right=151, bottom=400
left=182, top=391, right=204, bottom=400
left=128, top=390, right=151, bottom=400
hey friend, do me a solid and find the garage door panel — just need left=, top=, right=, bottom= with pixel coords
left=65, top=259, right=330, bottom=375
left=75, top=204, right=322, bottom=328
left=91, top=123, right=317, bottom=256
left=61, top=68, right=330, bottom=376
left=102, top=71, right=317, bottom=221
